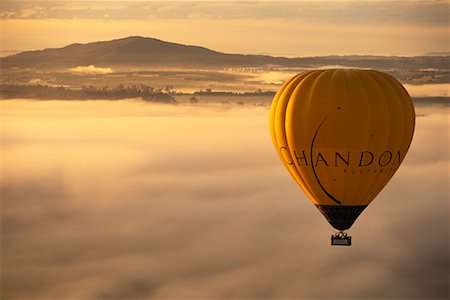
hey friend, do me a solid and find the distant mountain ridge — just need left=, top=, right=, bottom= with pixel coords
left=1, top=36, right=448, bottom=71
left=0, top=36, right=283, bottom=69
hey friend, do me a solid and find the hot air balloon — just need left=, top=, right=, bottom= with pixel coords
left=269, top=69, right=415, bottom=246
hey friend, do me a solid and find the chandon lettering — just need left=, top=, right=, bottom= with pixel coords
left=279, top=147, right=402, bottom=168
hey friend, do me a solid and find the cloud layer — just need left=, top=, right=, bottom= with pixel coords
left=1, top=1, right=448, bottom=27
left=1, top=99, right=448, bottom=299
left=69, top=65, right=113, bottom=75
left=1, top=1, right=448, bottom=56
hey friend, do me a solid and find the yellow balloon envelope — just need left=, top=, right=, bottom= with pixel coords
left=270, top=69, right=415, bottom=236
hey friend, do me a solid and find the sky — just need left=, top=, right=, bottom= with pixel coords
left=1, top=99, right=448, bottom=299
left=0, top=0, right=448, bottom=56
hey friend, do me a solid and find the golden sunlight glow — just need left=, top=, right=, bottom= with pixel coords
left=0, top=17, right=447, bottom=56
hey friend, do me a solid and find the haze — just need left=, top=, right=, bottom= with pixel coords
left=1, top=99, right=448, bottom=299
left=1, top=0, right=448, bottom=56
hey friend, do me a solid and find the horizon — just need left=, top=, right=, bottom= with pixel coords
left=1, top=1, right=448, bottom=57
left=2, top=35, right=450, bottom=59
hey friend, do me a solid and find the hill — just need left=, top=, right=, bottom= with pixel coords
left=0, top=36, right=284, bottom=69
left=1, top=36, right=448, bottom=71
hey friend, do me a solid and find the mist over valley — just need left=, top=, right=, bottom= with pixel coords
left=1, top=36, right=449, bottom=100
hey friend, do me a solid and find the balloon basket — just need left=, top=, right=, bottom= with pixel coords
left=331, top=231, right=352, bottom=246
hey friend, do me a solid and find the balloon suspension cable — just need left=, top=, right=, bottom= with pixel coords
left=331, top=230, right=352, bottom=246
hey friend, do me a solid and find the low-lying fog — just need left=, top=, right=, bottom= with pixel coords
left=1, top=99, right=448, bottom=299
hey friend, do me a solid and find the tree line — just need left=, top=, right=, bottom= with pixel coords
left=0, top=84, right=176, bottom=102
left=0, top=83, right=276, bottom=101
